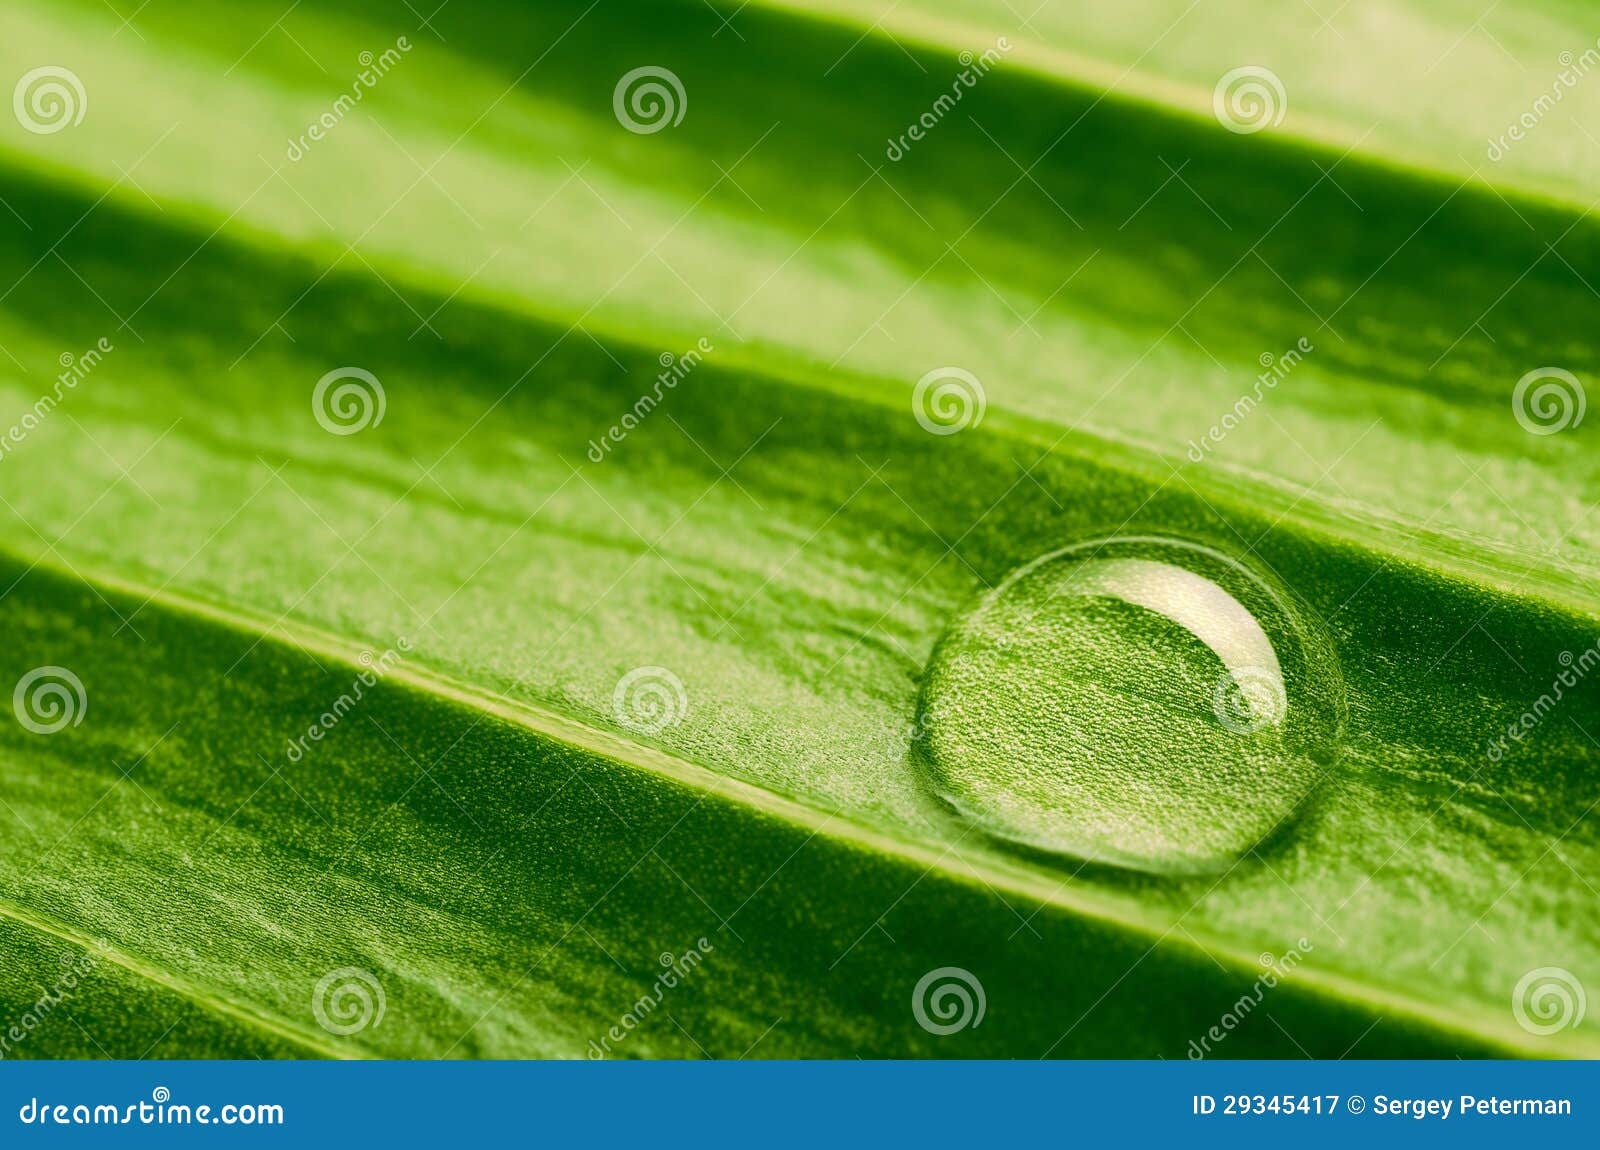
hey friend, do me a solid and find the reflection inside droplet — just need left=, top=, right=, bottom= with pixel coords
left=916, top=536, right=1344, bottom=875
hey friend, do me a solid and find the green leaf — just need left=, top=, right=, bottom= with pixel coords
left=0, top=0, right=1596, bottom=1057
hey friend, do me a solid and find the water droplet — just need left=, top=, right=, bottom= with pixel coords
left=916, top=536, right=1344, bottom=875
